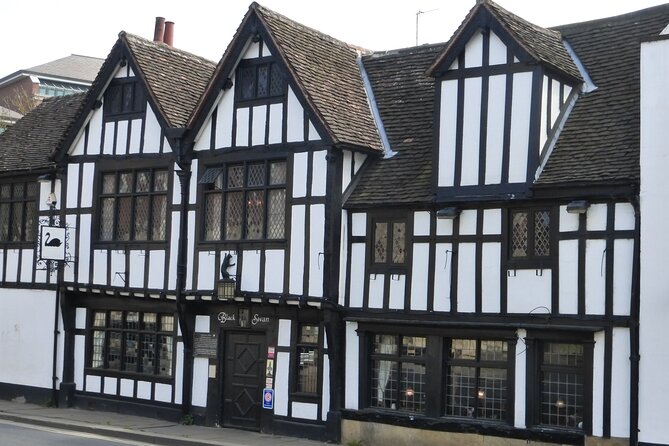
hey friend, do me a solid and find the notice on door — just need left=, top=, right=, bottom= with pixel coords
left=263, top=388, right=274, bottom=410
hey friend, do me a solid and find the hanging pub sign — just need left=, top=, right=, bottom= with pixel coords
left=40, top=226, right=66, bottom=261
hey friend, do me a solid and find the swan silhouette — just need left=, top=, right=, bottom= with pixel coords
left=44, top=232, right=62, bottom=247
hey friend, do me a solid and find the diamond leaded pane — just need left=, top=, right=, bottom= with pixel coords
left=246, top=190, right=264, bottom=239
left=107, top=331, right=121, bottom=370
left=247, top=163, right=265, bottom=187
left=119, top=172, right=133, bottom=193
left=225, top=191, right=243, bottom=239
left=239, top=66, right=256, bottom=100
left=374, top=222, right=388, bottom=263
left=511, top=212, right=528, bottom=258
left=136, top=171, right=150, bottom=192
left=10, top=202, right=23, bottom=241
left=140, top=334, right=156, bottom=373
left=100, top=197, right=115, bottom=240
left=123, top=332, right=138, bottom=372
left=154, top=170, right=169, bottom=192
left=0, top=203, right=9, bottom=241
left=151, top=195, right=166, bottom=240
left=0, top=184, right=10, bottom=198
left=134, top=196, right=149, bottom=240
left=392, top=222, right=405, bottom=264
left=26, top=182, right=38, bottom=198
left=535, top=210, right=551, bottom=256
left=257, top=65, right=269, bottom=97
left=269, top=161, right=286, bottom=185
left=13, top=183, right=24, bottom=199
left=24, top=202, right=36, bottom=242
left=102, top=174, right=116, bottom=194
left=204, top=193, right=222, bottom=240
left=158, top=335, right=173, bottom=376
left=267, top=189, right=285, bottom=239
left=269, top=63, right=285, bottom=96
left=227, top=165, right=244, bottom=188
left=116, top=197, right=132, bottom=241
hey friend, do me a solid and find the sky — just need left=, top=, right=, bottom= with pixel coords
left=1, top=0, right=668, bottom=78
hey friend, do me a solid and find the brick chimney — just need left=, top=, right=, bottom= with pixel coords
left=164, top=21, right=174, bottom=46
left=153, top=17, right=165, bottom=42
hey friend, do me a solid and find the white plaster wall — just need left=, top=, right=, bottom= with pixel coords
left=508, top=72, right=532, bottom=183
left=438, top=79, right=458, bottom=187
left=241, top=249, right=261, bottom=293
left=155, top=383, right=172, bottom=403
left=129, top=250, right=145, bottom=289
left=235, top=107, right=249, bottom=147
left=488, top=31, right=507, bottom=65
left=197, top=251, right=215, bottom=291
left=278, top=319, right=291, bottom=347
left=274, top=351, right=290, bottom=416
left=20, top=249, right=33, bottom=283
left=351, top=213, right=366, bottom=236
left=129, top=119, right=142, bottom=154
left=341, top=150, right=353, bottom=192
left=592, top=331, right=605, bottom=437
left=413, top=211, right=430, bottom=236
left=349, top=243, right=365, bottom=308
left=410, top=243, right=429, bottom=311
left=110, top=250, right=125, bottom=287
left=148, top=250, right=166, bottom=290
left=292, top=152, right=308, bottom=198
left=87, top=108, right=103, bottom=156
left=611, top=327, right=631, bottom=437
left=104, top=377, right=117, bottom=395
left=308, top=121, right=321, bottom=141
left=102, top=122, right=114, bottom=155
left=74, top=335, right=85, bottom=391
left=586, top=203, right=608, bottom=231
left=311, top=150, right=328, bottom=197
left=5, top=250, right=18, bottom=282
left=388, top=274, right=406, bottom=310
left=368, top=274, right=384, bottom=309
left=78, top=214, right=92, bottom=283
left=308, top=204, right=325, bottom=297
left=514, top=329, right=527, bottom=428
left=268, top=103, right=282, bottom=145
left=120, top=379, right=133, bottom=398
left=339, top=212, right=349, bottom=306
left=322, top=353, right=330, bottom=421
left=459, top=209, right=477, bottom=235
left=464, top=31, right=483, bottom=68
left=252, top=105, right=266, bottom=146
left=192, top=357, right=208, bottom=407
left=286, top=88, right=304, bottom=142
left=540, top=76, right=548, bottom=150
left=613, top=239, right=633, bottom=316
left=292, top=402, right=318, bottom=420
left=289, top=205, right=305, bottom=295
left=614, top=202, right=635, bottom=230
left=559, top=205, right=580, bottom=232
left=461, top=77, right=482, bottom=186
left=116, top=121, right=128, bottom=155
left=485, top=75, right=506, bottom=184
left=143, top=105, right=162, bottom=153
left=457, top=243, right=476, bottom=312
left=137, top=381, right=151, bottom=400
left=481, top=243, right=501, bottom=313
left=93, top=249, right=107, bottom=285
left=506, top=270, right=551, bottom=313
left=558, top=240, right=579, bottom=314
left=433, top=243, right=453, bottom=312
left=86, top=375, right=101, bottom=393
left=483, top=208, right=501, bottom=234
left=345, top=322, right=359, bottom=409
left=216, top=87, right=235, bottom=149
left=585, top=239, right=606, bottom=315
left=264, top=249, right=284, bottom=293
left=168, top=212, right=179, bottom=290
left=67, top=164, right=80, bottom=209
left=174, top=342, right=183, bottom=404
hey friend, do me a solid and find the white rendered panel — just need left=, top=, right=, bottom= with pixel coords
left=488, top=31, right=507, bottom=65
left=252, top=105, right=267, bottom=146
left=322, top=353, right=330, bottom=421
left=508, top=72, right=532, bottom=183
left=175, top=343, right=183, bottom=404
left=53, top=179, right=62, bottom=212
left=242, top=40, right=260, bottom=59
left=262, top=42, right=272, bottom=57
left=143, top=105, right=162, bottom=154
left=292, top=402, right=318, bottom=420
left=514, top=329, right=527, bottom=428
left=592, top=331, right=605, bottom=437
left=137, top=381, right=151, bottom=399
left=241, top=249, right=261, bottom=292
left=585, top=239, right=606, bottom=315
left=483, top=209, right=501, bottom=234
left=449, top=59, right=458, bottom=70
left=78, top=214, right=91, bottom=283
left=116, top=120, right=128, bottom=155
left=172, top=169, right=181, bottom=206
left=120, top=379, right=133, bottom=398
left=39, top=181, right=51, bottom=212
left=411, top=244, right=429, bottom=310
left=438, top=80, right=458, bottom=187
left=129, top=250, right=145, bottom=289
left=71, top=128, right=86, bottom=156
left=75, top=308, right=87, bottom=330
left=67, top=164, right=80, bottom=208
left=457, top=243, right=476, bottom=312
left=311, top=150, right=328, bottom=197
left=459, top=209, right=477, bottom=235
left=104, top=377, right=117, bottom=395
left=278, top=319, right=291, bottom=347
left=461, top=77, right=482, bottom=186
left=155, top=383, right=172, bottom=403
left=485, top=75, right=506, bottom=184
left=368, top=274, right=384, bottom=309
left=308, top=121, right=321, bottom=141
left=189, top=160, right=198, bottom=204
left=5, top=250, right=18, bottom=282
left=551, top=79, right=561, bottom=130
left=87, top=110, right=103, bottom=156
left=560, top=205, right=580, bottom=232
left=194, top=112, right=213, bottom=151
left=464, top=31, right=483, bottom=67
left=413, top=211, right=430, bottom=236
left=436, top=218, right=453, bottom=236
left=434, top=243, right=453, bottom=312
left=114, top=64, right=126, bottom=78
left=148, top=250, right=166, bottom=290
left=20, top=249, right=33, bottom=283
left=168, top=212, right=179, bottom=289
left=235, top=107, right=249, bottom=147
left=192, top=357, right=208, bottom=407
left=127, top=67, right=135, bottom=77
left=197, top=251, right=215, bottom=291
left=615, top=202, right=635, bottom=230
left=613, top=239, right=633, bottom=316
left=345, top=322, right=359, bottom=409
left=559, top=240, right=579, bottom=314
left=388, top=274, right=406, bottom=310
left=80, top=163, right=95, bottom=208
left=129, top=119, right=142, bottom=154
left=586, top=203, right=608, bottom=231
left=86, top=375, right=101, bottom=393
left=349, top=244, right=365, bottom=307
left=611, top=328, right=631, bottom=437
left=264, top=249, right=284, bottom=293
left=507, top=270, right=552, bottom=313
left=275, top=352, right=290, bottom=416
left=352, top=213, right=366, bottom=236
left=292, top=152, right=308, bottom=198
left=216, top=87, right=235, bottom=149
left=102, top=122, right=114, bottom=155
left=353, top=152, right=366, bottom=174
left=540, top=76, right=548, bottom=150
left=309, top=204, right=325, bottom=297
left=0, top=250, right=4, bottom=282
left=110, top=251, right=125, bottom=287
left=268, top=103, right=283, bottom=144
left=481, top=243, right=501, bottom=313
left=339, top=214, right=348, bottom=305
left=74, top=335, right=85, bottom=390
left=289, top=205, right=305, bottom=295
left=287, top=88, right=304, bottom=142
left=93, top=250, right=107, bottom=285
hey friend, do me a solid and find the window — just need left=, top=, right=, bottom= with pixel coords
left=0, top=181, right=38, bottom=243
left=201, top=160, right=286, bottom=241
left=295, top=324, right=320, bottom=395
left=90, top=310, right=175, bottom=377
left=98, top=169, right=169, bottom=242
left=370, top=335, right=427, bottom=413
left=509, top=208, right=551, bottom=265
left=538, top=342, right=586, bottom=429
left=103, top=79, right=146, bottom=120
left=236, top=60, right=287, bottom=103
left=446, top=339, right=508, bottom=421
left=372, top=219, right=406, bottom=266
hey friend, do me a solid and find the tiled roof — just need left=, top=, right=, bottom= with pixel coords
left=0, top=94, right=85, bottom=172
left=537, top=4, right=669, bottom=185
left=122, top=33, right=217, bottom=128
left=26, top=54, right=104, bottom=83
left=254, top=3, right=382, bottom=152
left=346, top=44, right=446, bottom=207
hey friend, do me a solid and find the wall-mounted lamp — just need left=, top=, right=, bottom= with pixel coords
left=566, top=200, right=589, bottom=214
left=217, top=278, right=236, bottom=300
left=437, top=206, right=460, bottom=219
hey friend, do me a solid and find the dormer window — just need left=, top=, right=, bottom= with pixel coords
left=236, top=60, right=286, bottom=104
left=103, top=78, right=146, bottom=121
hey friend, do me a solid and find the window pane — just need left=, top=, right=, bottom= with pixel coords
left=26, top=182, right=38, bottom=198
left=102, top=174, right=116, bottom=194
left=0, top=185, right=9, bottom=198
left=204, top=193, right=222, bottom=240
left=480, top=340, right=508, bottom=362
left=450, top=339, right=477, bottom=360
left=225, top=191, right=243, bottom=239
left=257, top=64, right=269, bottom=97
left=371, top=360, right=397, bottom=409
left=374, top=222, right=388, bottom=263
left=13, top=183, right=24, bottom=199
left=110, top=311, right=123, bottom=328
left=134, top=196, right=149, bottom=240
left=11, top=202, right=23, bottom=241
left=373, top=334, right=397, bottom=355
left=541, top=371, right=584, bottom=428
left=227, top=165, right=244, bottom=188
left=297, top=346, right=318, bottom=393
left=142, top=313, right=157, bottom=331
left=511, top=211, right=528, bottom=257
left=392, top=222, right=405, bottom=264
left=245, top=190, right=264, bottom=239
left=107, top=332, right=121, bottom=370
left=544, top=343, right=584, bottom=367
left=400, top=362, right=426, bottom=413
left=160, top=315, right=174, bottom=332
left=122, top=83, right=134, bottom=112
left=269, top=63, right=286, bottom=96
left=151, top=195, right=167, bottom=240
left=136, top=171, right=150, bottom=192
left=119, top=172, right=133, bottom=193
left=154, top=170, right=169, bottom=192
left=124, top=332, right=138, bottom=372
left=116, top=197, right=132, bottom=241
left=125, top=312, right=139, bottom=329
left=239, top=66, right=256, bottom=100
left=158, top=335, right=173, bottom=376
left=267, top=189, right=285, bottom=239
left=478, top=368, right=507, bottom=421
left=140, top=334, right=156, bottom=374
left=269, top=161, right=286, bottom=185
left=401, top=336, right=426, bottom=357
left=447, top=365, right=476, bottom=417
left=100, top=197, right=115, bottom=240
left=299, top=325, right=319, bottom=344
left=535, top=210, right=551, bottom=256
left=106, top=84, right=122, bottom=114
left=247, top=163, right=265, bottom=187
left=24, top=201, right=36, bottom=242
left=92, top=331, right=105, bottom=368
left=92, top=311, right=106, bottom=327
left=0, top=203, right=8, bottom=241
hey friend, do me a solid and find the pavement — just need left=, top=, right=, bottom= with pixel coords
left=0, top=399, right=329, bottom=446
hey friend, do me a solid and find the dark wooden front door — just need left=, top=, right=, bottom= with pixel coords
left=222, top=332, right=266, bottom=430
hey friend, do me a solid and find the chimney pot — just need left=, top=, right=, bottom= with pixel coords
left=153, top=17, right=165, bottom=42
left=164, top=21, right=174, bottom=46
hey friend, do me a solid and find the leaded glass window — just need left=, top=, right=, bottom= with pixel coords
left=295, top=324, right=320, bottom=395
left=0, top=180, right=38, bottom=243
left=372, top=219, right=406, bottom=267
left=235, top=60, right=287, bottom=103
left=88, top=310, right=174, bottom=377
left=540, top=342, right=585, bottom=429
left=510, top=208, right=552, bottom=264
left=103, top=79, right=146, bottom=121
left=98, top=168, right=169, bottom=242
left=201, top=160, right=287, bottom=241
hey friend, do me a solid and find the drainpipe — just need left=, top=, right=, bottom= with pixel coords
left=167, top=128, right=193, bottom=416
left=629, top=194, right=640, bottom=445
